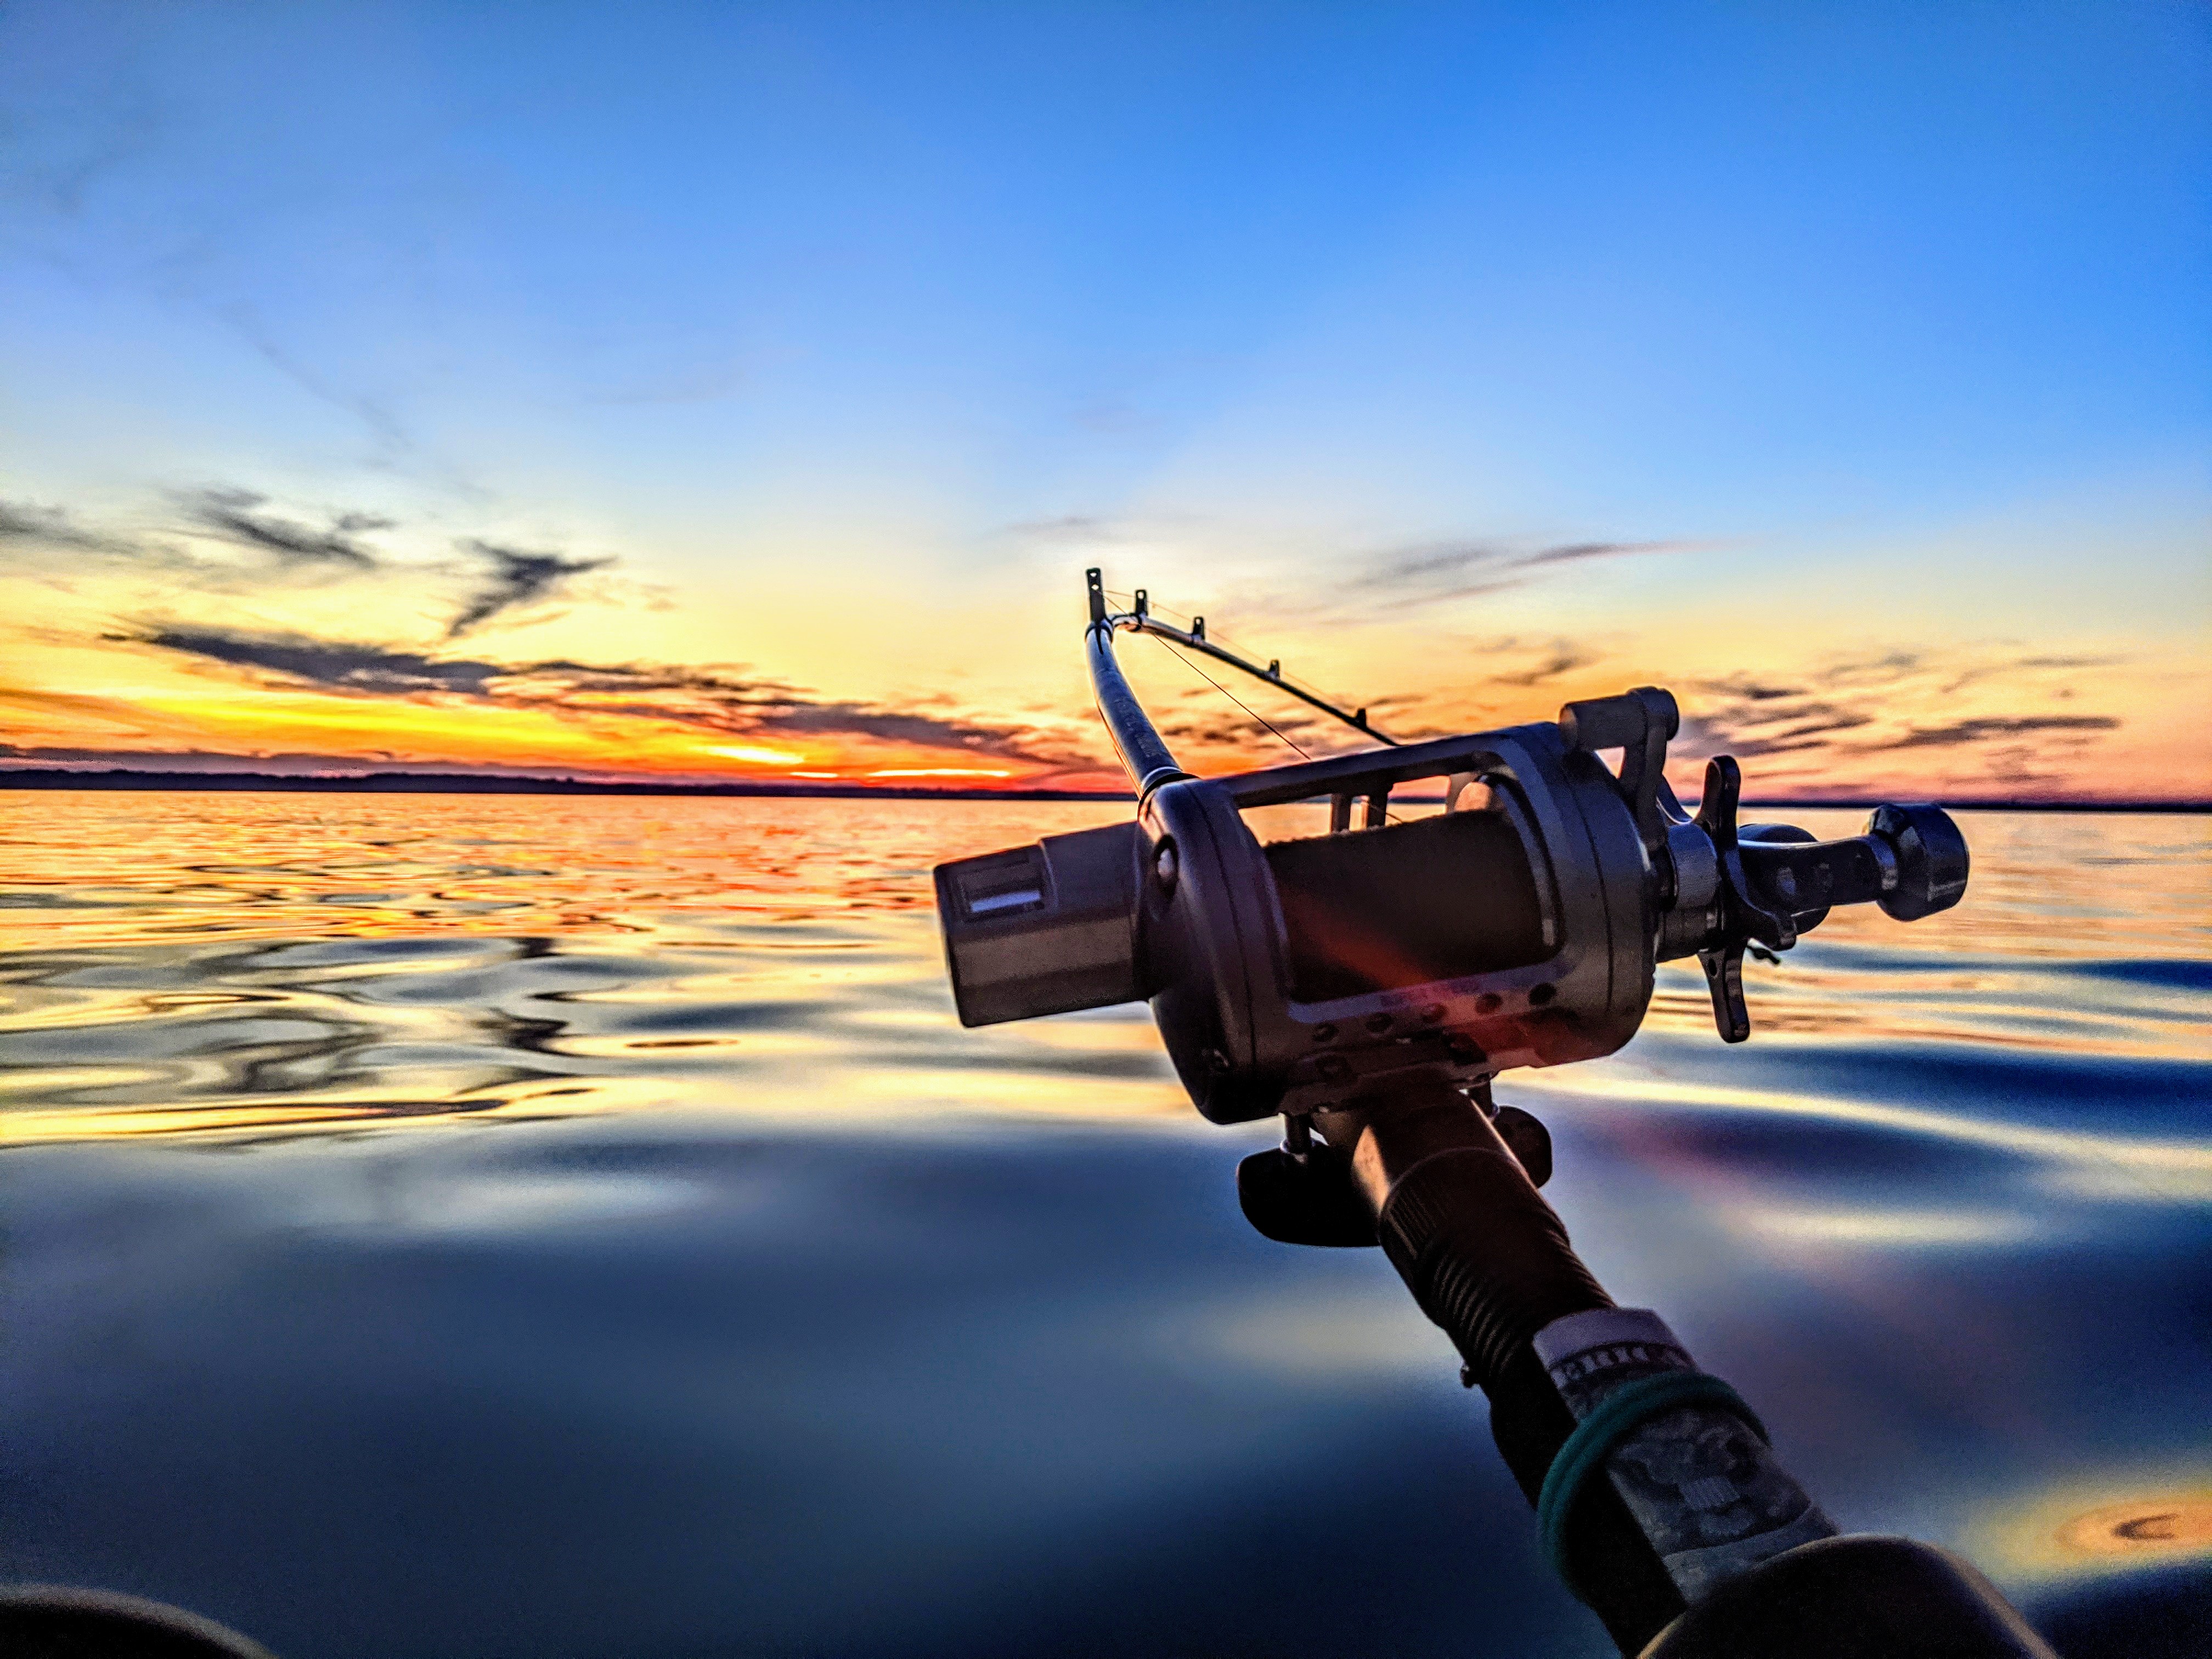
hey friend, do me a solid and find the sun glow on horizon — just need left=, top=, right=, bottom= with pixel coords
left=706, top=744, right=808, bottom=766
left=868, top=768, right=1015, bottom=779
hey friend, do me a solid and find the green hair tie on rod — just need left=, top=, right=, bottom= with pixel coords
left=1536, top=1370, right=1770, bottom=1600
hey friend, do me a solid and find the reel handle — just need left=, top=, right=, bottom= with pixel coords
left=1733, top=804, right=1971, bottom=933
left=1672, top=761, right=1971, bottom=1041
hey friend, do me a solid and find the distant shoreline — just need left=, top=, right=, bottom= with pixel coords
left=2, top=769, right=2204, bottom=812
left=0, top=769, right=1132, bottom=804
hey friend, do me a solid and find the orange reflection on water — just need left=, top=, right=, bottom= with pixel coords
left=1632, top=809, right=2211, bottom=1061
left=2057, top=1496, right=2212, bottom=1559
left=1, top=793, right=2205, bottom=1143
left=1967, top=1476, right=2212, bottom=1582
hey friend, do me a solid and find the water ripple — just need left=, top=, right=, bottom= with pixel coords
left=3, top=798, right=2207, bottom=1144
left=1, top=794, right=2207, bottom=1657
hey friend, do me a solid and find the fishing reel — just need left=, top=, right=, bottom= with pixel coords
left=935, top=572, right=1967, bottom=1169
left=932, top=579, right=2050, bottom=1659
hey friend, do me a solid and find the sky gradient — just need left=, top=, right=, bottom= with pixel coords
left=3, top=1, right=2207, bottom=801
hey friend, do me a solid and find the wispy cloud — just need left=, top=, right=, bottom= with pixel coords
left=0, top=499, right=123, bottom=554
left=1150, top=680, right=1331, bottom=754
left=1938, top=653, right=2124, bottom=697
left=1364, top=537, right=1696, bottom=610
left=1673, top=648, right=2133, bottom=788
left=1678, top=703, right=1875, bottom=760
left=1678, top=668, right=1881, bottom=759
left=1221, top=534, right=1702, bottom=628
left=5, top=487, right=640, bottom=641
left=0, top=684, right=189, bottom=729
left=7, top=487, right=394, bottom=585
left=2, top=495, right=241, bottom=588
left=1517, top=540, right=1685, bottom=571
left=1882, top=714, right=2120, bottom=751
left=212, top=301, right=426, bottom=467
left=176, top=487, right=388, bottom=569
left=1481, top=638, right=1600, bottom=688
left=996, top=514, right=1128, bottom=546
left=447, top=542, right=614, bottom=637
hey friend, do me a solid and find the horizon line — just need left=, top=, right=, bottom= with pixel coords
left=2, top=768, right=2205, bottom=814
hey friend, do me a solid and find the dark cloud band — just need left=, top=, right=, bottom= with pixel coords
left=122, top=626, right=1077, bottom=768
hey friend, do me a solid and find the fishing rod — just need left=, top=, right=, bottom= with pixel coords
left=935, top=569, right=2051, bottom=1658
left=1088, top=574, right=1401, bottom=771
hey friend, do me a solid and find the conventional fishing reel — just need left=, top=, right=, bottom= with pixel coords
left=932, top=576, right=2050, bottom=1659
left=938, top=570, right=1968, bottom=1136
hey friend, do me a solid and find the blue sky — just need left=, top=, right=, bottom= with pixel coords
left=2, top=2, right=2207, bottom=797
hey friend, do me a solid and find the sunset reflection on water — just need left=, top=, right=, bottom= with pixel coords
left=0, top=793, right=2206, bottom=1659
left=4, top=797, right=2204, bottom=1143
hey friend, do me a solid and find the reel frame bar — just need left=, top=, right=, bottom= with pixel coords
left=1086, top=567, right=1397, bottom=797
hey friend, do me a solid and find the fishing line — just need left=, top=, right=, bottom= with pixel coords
left=1152, top=634, right=1315, bottom=763
left=1105, top=588, right=1353, bottom=714
left=1150, top=628, right=1410, bottom=825
left=1120, top=586, right=1402, bottom=820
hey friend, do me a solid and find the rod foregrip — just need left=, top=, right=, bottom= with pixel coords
left=1324, top=1075, right=2056, bottom=1659
left=1339, top=1080, right=1611, bottom=1385
left=1323, top=1077, right=1689, bottom=1651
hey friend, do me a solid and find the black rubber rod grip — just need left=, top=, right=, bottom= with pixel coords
left=1322, top=1075, right=1687, bottom=1652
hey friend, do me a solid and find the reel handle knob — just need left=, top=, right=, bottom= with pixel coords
left=1866, top=803, right=1971, bottom=922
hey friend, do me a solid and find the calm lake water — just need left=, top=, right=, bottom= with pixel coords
left=2, top=793, right=2208, bottom=1658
